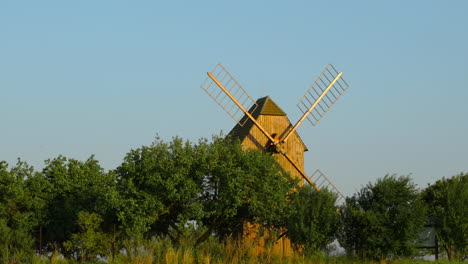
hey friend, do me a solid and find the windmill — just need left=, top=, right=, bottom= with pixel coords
left=200, top=63, right=349, bottom=204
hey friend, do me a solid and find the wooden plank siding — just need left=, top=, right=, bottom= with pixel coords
left=228, top=96, right=308, bottom=256
left=240, top=114, right=306, bottom=184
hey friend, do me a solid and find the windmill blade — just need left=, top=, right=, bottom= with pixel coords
left=297, top=64, right=349, bottom=126
left=281, top=64, right=349, bottom=143
left=283, top=149, right=346, bottom=206
left=282, top=150, right=345, bottom=205
left=309, top=169, right=346, bottom=205
left=281, top=151, right=320, bottom=191
left=201, top=64, right=278, bottom=144
left=201, top=64, right=259, bottom=127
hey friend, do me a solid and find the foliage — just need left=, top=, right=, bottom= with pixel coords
left=63, top=211, right=107, bottom=263
left=24, top=165, right=52, bottom=254
left=28, top=235, right=468, bottom=264
left=0, top=160, right=38, bottom=263
left=114, top=136, right=203, bottom=239
left=285, top=185, right=339, bottom=254
left=197, top=136, right=297, bottom=240
left=1, top=135, right=466, bottom=262
left=423, top=173, right=468, bottom=260
left=41, top=155, right=115, bottom=249
left=339, top=174, right=427, bottom=261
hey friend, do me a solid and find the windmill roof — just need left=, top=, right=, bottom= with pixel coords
left=228, top=96, right=308, bottom=151
left=254, top=96, right=287, bottom=116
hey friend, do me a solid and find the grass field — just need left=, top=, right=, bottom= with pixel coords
left=27, top=236, right=462, bottom=264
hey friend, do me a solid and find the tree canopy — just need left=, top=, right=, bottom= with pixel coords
left=0, top=135, right=301, bottom=262
left=197, top=136, right=297, bottom=240
left=0, top=136, right=466, bottom=262
left=423, top=173, right=468, bottom=260
left=339, top=174, right=427, bottom=261
left=285, top=185, right=339, bottom=254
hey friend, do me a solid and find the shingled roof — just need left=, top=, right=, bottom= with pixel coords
left=228, top=96, right=308, bottom=151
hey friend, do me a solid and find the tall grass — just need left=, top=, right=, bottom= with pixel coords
left=26, top=237, right=465, bottom=264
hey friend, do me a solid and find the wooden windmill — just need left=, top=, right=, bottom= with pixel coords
left=201, top=64, right=349, bottom=204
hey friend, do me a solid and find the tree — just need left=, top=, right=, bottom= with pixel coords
left=285, top=186, right=339, bottom=254
left=115, top=137, right=203, bottom=240
left=0, top=134, right=300, bottom=257
left=24, top=167, right=52, bottom=255
left=41, top=155, right=115, bottom=250
left=0, top=160, right=39, bottom=263
left=423, top=173, right=468, bottom=260
left=63, top=211, right=107, bottom=263
left=115, top=135, right=297, bottom=245
left=197, top=136, right=297, bottom=241
left=339, top=174, right=427, bottom=261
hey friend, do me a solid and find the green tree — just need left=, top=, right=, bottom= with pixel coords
left=115, top=137, right=203, bottom=240
left=423, top=173, right=468, bottom=260
left=339, top=174, right=427, bottom=261
left=285, top=186, right=339, bottom=254
left=0, top=160, right=38, bottom=263
left=24, top=168, right=52, bottom=255
left=64, top=211, right=107, bottom=263
left=41, top=155, right=115, bottom=250
left=115, top=135, right=297, bottom=245
left=197, top=136, right=297, bottom=241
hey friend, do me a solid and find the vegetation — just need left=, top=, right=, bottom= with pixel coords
left=423, top=173, right=468, bottom=261
left=286, top=186, right=339, bottom=254
left=26, top=235, right=468, bottom=264
left=0, top=135, right=466, bottom=263
left=338, top=175, right=427, bottom=261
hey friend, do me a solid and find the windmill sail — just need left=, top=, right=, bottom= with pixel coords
left=281, top=64, right=349, bottom=143
left=201, top=64, right=258, bottom=126
left=297, top=64, right=349, bottom=127
left=200, top=63, right=349, bottom=206
left=308, top=169, right=346, bottom=205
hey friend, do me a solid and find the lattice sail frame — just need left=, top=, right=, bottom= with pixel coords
left=308, top=169, right=345, bottom=205
left=200, top=63, right=349, bottom=206
left=201, top=64, right=258, bottom=126
left=297, top=64, right=349, bottom=126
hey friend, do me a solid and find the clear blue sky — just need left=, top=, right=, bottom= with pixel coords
left=1, top=1, right=467, bottom=196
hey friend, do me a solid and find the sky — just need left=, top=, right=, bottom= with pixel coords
left=1, top=1, right=467, bottom=197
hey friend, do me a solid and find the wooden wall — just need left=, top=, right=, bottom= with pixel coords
left=239, top=113, right=307, bottom=256
left=240, top=114, right=305, bottom=182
